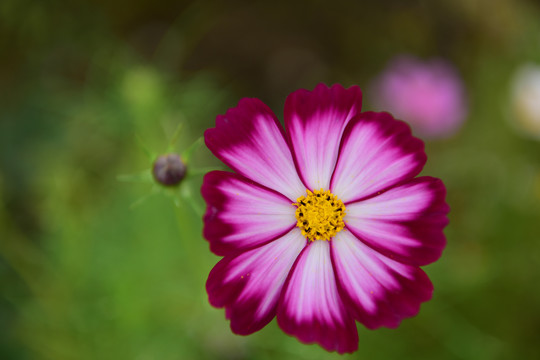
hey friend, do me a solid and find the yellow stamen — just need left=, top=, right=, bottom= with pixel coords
left=293, top=189, right=346, bottom=241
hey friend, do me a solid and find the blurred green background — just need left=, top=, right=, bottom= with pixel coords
left=1, top=0, right=540, bottom=359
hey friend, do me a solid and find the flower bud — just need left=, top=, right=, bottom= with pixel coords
left=152, top=154, right=186, bottom=186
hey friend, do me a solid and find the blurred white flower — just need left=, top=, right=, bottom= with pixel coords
left=510, top=64, right=540, bottom=139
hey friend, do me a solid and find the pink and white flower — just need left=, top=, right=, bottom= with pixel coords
left=202, top=84, right=449, bottom=353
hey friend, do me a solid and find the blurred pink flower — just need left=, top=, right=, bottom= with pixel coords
left=372, top=56, right=467, bottom=139
left=202, top=84, right=449, bottom=353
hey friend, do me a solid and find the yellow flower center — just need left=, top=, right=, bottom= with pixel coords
left=293, top=189, right=346, bottom=241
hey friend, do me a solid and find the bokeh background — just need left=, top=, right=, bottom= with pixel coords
left=2, top=0, right=540, bottom=359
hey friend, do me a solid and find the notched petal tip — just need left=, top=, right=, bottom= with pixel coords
left=276, top=241, right=359, bottom=354
left=284, top=83, right=364, bottom=190
left=276, top=317, right=359, bottom=354
left=285, top=83, right=364, bottom=121
left=204, top=96, right=305, bottom=200
left=204, top=98, right=273, bottom=149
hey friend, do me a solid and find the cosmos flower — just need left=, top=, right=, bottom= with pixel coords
left=202, top=84, right=449, bottom=353
left=510, top=63, right=540, bottom=140
left=372, top=55, right=467, bottom=139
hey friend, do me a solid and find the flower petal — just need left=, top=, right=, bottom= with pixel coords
left=277, top=240, right=358, bottom=354
left=330, top=111, right=426, bottom=203
left=202, top=171, right=297, bottom=256
left=285, top=83, right=363, bottom=190
left=205, top=98, right=305, bottom=200
left=331, top=231, right=433, bottom=329
left=206, top=229, right=306, bottom=335
left=344, top=177, right=449, bottom=266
